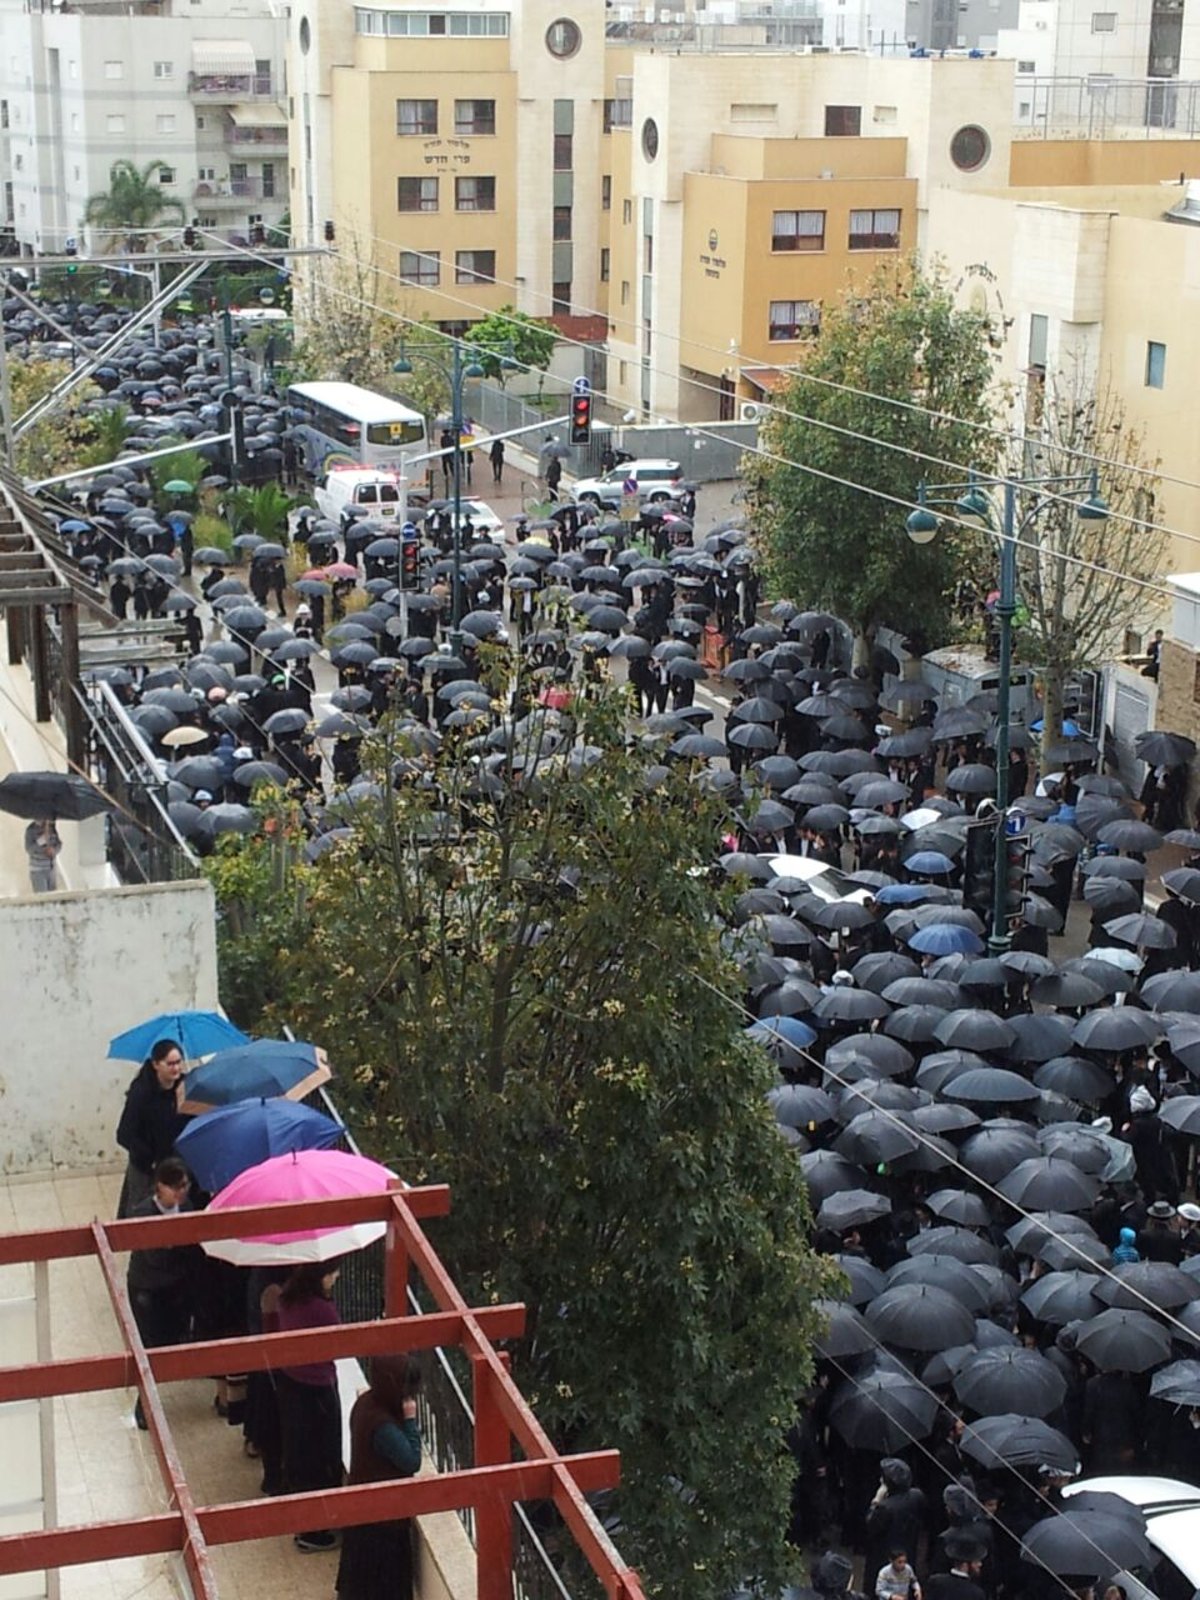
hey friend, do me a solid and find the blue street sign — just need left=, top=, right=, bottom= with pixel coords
left=572, top=374, right=591, bottom=396
left=1005, top=811, right=1028, bottom=837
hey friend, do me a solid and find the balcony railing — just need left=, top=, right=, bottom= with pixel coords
left=193, top=178, right=274, bottom=203
left=188, top=72, right=274, bottom=100
left=227, top=125, right=288, bottom=147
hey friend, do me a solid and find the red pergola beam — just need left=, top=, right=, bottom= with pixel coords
left=0, top=1184, right=452, bottom=1265
left=0, top=1305, right=527, bottom=1402
left=0, top=1454, right=623, bottom=1575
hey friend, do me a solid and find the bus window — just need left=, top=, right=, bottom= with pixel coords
left=367, top=419, right=424, bottom=446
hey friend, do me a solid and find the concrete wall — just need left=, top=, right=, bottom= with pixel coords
left=0, top=880, right=219, bottom=1175
left=1010, top=138, right=1200, bottom=187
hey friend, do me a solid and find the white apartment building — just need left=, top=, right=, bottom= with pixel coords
left=0, top=0, right=288, bottom=255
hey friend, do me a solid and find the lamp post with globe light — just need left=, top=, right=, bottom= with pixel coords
left=905, top=466, right=1108, bottom=951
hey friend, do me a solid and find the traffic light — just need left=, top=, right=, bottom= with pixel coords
left=183, top=225, right=197, bottom=248
left=401, top=533, right=420, bottom=588
left=570, top=387, right=592, bottom=445
left=961, top=814, right=1000, bottom=920
left=65, top=260, right=78, bottom=277
left=323, top=219, right=336, bottom=243
left=1005, top=833, right=1033, bottom=921
left=250, top=223, right=266, bottom=246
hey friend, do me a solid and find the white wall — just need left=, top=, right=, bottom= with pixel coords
left=0, top=880, right=219, bottom=1175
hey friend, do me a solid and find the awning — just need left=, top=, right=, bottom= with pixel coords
left=191, top=40, right=256, bottom=77
left=741, top=366, right=789, bottom=393
left=229, top=103, right=287, bottom=128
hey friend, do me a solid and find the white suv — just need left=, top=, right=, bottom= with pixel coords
left=572, top=459, right=683, bottom=508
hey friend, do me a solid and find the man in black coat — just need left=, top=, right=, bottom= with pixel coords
left=864, top=1458, right=927, bottom=1590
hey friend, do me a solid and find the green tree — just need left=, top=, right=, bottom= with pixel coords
left=82, top=159, right=186, bottom=252
left=1011, top=374, right=1164, bottom=739
left=463, top=304, right=556, bottom=384
left=206, top=686, right=833, bottom=1599
left=81, top=402, right=130, bottom=468
left=226, top=482, right=291, bottom=543
left=290, top=248, right=406, bottom=390
left=8, top=358, right=99, bottom=480
left=746, top=261, right=1000, bottom=656
left=147, top=444, right=209, bottom=502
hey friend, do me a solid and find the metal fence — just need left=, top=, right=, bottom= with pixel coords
left=75, top=681, right=199, bottom=884
left=1015, top=76, right=1200, bottom=138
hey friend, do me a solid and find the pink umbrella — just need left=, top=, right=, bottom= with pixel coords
left=202, top=1148, right=399, bottom=1266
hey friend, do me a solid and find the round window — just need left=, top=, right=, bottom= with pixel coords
left=299, top=15, right=311, bottom=52
left=642, top=117, right=659, bottom=162
left=950, top=124, right=990, bottom=173
left=545, top=17, right=581, bottom=58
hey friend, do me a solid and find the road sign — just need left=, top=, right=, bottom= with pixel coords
left=572, top=374, right=591, bottom=396
left=1005, top=811, right=1028, bottom=837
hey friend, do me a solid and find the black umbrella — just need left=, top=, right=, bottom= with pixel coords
left=953, top=1347, right=1067, bottom=1418
left=172, top=756, right=226, bottom=792
left=1149, top=1358, right=1200, bottom=1406
left=885, top=1254, right=991, bottom=1312
left=196, top=803, right=258, bottom=837
left=727, top=723, right=779, bottom=752
left=1021, top=1270, right=1104, bottom=1326
left=1021, top=1511, right=1154, bottom=1578
left=813, top=1300, right=877, bottom=1360
left=816, top=1189, right=893, bottom=1231
left=797, top=1150, right=864, bottom=1207
left=829, top=1253, right=886, bottom=1307
left=834, top=1110, right=919, bottom=1165
left=998, top=1157, right=1099, bottom=1212
left=1005, top=1012, right=1075, bottom=1064
left=1097, top=817, right=1165, bottom=853
left=1073, top=1007, right=1160, bottom=1052
left=828, top=1368, right=940, bottom=1452
left=935, top=1010, right=1016, bottom=1053
left=232, top=760, right=289, bottom=789
left=962, top=1125, right=1042, bottom=1183
left=907, top=1227, right=999, bottom=1266
left=1135, top=729, right=1196, bottom=766
left=1095, top=1260, right=1200, bottom=1311
left=1030, top=970, right=1106, bottom=1010
left=1105, top=912, right=1176, bottom=949
left=0, top=771, right=112, bottom=821
left=943, top=1068, right=1041, bottom=1107
left=865, top=1284, right=976, bottom=1351
left=961, top=1414, right=1079, bottom=1475
left=1033, top=1055, right=1115, bottom=1102
left=1073, top=1308, right=1173, bottom=1372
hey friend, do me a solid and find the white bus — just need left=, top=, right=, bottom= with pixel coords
left=285, top=381, right=429, bottom=485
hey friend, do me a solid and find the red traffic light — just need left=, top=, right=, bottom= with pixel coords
left=570, top=391, right=592, bottom=445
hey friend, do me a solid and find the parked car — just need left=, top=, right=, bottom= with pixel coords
left=766, top=855, right=874, bottom=907
left=452, top=498, right=504, bottom=538
left=1062, top=1476, right=1200, bottom=1598
left=572, top=459, right=683, bottom=508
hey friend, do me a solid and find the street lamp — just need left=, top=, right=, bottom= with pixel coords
left=904, top=466, right=1108, bottom=952
left=393, top=339, right=487, bottom=647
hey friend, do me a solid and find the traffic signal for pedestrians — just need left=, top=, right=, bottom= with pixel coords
left=323, top=219, right=336, bottom=243
left=1005, top=833, right=1033, bottom=919
left=570, top=387, right=592, bottom=445
left=961, top=814, right=1000, bottom=920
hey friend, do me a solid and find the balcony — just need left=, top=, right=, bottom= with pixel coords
left=193, top=177, right=274, bottom=204
left=188, top=71, right=274, bottom=101
left=227, top=123, right=289, bottom=149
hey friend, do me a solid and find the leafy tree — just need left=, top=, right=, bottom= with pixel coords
left=290, top=248, right=405, bottom=390
left=82, top=159, right=186, bottom=252
left=463, top=304, right=556, bottom=384
left=81, top=402, right=130, bottom=468
left=147, top=444, right=209, bottom=501
left=1011, top=374, right=1163, bottom=739
left=746, top=261, right=1000, bottom=656
left=206, top=685, right=834, bottom=1599
left=8, top=358, right=99, bottom=480
left=226, top=482, right=291, bottom=543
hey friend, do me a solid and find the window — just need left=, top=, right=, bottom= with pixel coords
left=157, top=166, right=176, bottom=184
left=1017, top=58, right=1036, bottom=72
left=620, top=280, right=630, bottom=305
left=1146, top=340, right=1166, bottom=389
left=824, top=104, right=861, bottom=136
left=643, top=233, right=653, bottom=272
left=600, top=247, right=610, bottom=281
left=70, top=112, right=79, bottom=132
left=156, top=114, right=176, bottom=133
left=603, top=99, right=631, bottom=131
left=553, top=133, right=573, bottom=170
left=551, top=205, right=571, bottom=241
left=455, top=175, right=494, bottom=210
left=0, top=102, right=7, bottom=130
left=950, top=124, right=991, bottom=171
left=769, top=300, right=821, bottom=341
left=772, top=209, right=825, bottom=252
left=849, top=207, right=900, bottom=249
left=641, top=118, right=659, bottom=160
left=1091, top=10, right=1117, bottom=30
left=198, top=165, right=216, bottom=182
left=104, top=59, right=124, bottom=79
left=622, top=198, right=632, bottom=224
left=196, top=115, right=206, bottom=130
left=873, top=104, right=898, bottom=124
left=153, top=60, right=174, bottom=78
left=1028, top=312, right=1048, bottom=369
left=602, top=175, right=611, bottom=210
left=456, top=249, right=495, bottom=283
left=398, top=176, right=439, bottom=211
left=545, top=17, right=581, bottom=57
left=356, top=9, right=509, bottom=34
left=396, top=99, right=437, bottom=135
left=454, top=99, right=495, bottom=136
left=399, top=249, right=440, bottom=285
left=106, top=114, right=126, bottom=133
left=552, top=281, right=571, bottom=312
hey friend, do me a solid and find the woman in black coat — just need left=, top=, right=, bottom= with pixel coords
left=116, top=1040, right=188, bottom=1217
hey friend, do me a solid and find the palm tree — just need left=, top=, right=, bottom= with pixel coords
left=82, top=160, right=186, bottom=252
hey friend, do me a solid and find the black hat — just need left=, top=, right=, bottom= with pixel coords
left=944, top=1531, right=987, bottom=1563
left=812, top=1551, right=854, bottom=1593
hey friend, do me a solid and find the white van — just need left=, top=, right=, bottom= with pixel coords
left=314, top=466, right=407, bottom=531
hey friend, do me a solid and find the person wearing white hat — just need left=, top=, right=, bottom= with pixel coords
left=1178, top=1202, right=1200, bottom=1258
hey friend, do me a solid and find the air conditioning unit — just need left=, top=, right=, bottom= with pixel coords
left=740, top=400, right=765, bottom=422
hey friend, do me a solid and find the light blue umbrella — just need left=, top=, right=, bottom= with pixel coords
left=179, top=1038, right=330, bottom=1110
left=108, top=1010, right=249, bottom=1063
left=904, top=850, right=956, bottom=877
left=908, top=923, right=986, bottom=957
left=875, top=883, right=936, bottom=906
left=175, top=1097, right=342, bottom=1194
left=746, top=1016, right=818, bottom=1051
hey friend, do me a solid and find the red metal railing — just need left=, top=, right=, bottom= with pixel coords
left=0, top=1184, right=646, bottom=1600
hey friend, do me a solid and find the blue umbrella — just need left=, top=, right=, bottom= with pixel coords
left=108, top=1009, right=249, bottom=1063
left=905, top=850, right=956, bottom=876
left=908, top=923, right=987, bottom=957
left=179, top=1038, right=331, bottom=1111
left=875, top=883, right=936, bottom=905
left=746, top=1016, right=818, bottom=1050
left=175, top=1097, right=342, bottom=1193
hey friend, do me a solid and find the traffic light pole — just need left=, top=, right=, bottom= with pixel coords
left=988, top=481, right=1017, bottom=954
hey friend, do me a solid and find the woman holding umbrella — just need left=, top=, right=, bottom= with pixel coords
left=277, top=1261, right=345, bottom=1552
left=336, top=1354, right=423, bottom=1600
